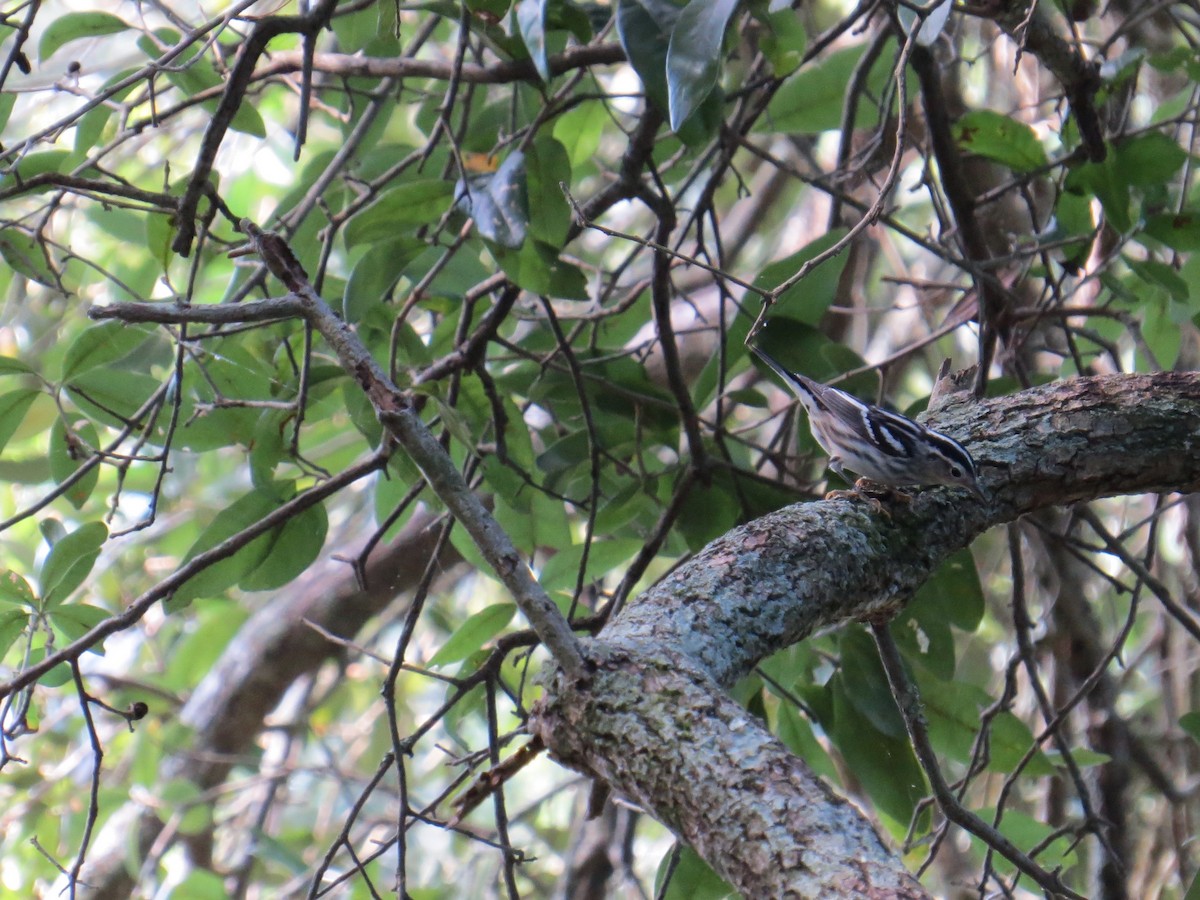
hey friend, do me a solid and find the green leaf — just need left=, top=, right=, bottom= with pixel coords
left=1113, top=131, right=1188, bottom=187
left=1143, top=212, right=1200, bottom=251
left=525, top=137, right=572, bottom=247
left=48, top=603, right=111, bottom=644
left=0, top=570, right=36, bottom=607
left=159, top=779, right=212, bottom=835
left=0, top=231, right=59, bottom=288
left=772, top=701, right=838, bottom=781
left=762, top=43, right=889, bottom=134
left=975, top=808, right=1080, bottom=875
left=753, top=228, right=850, bottom=324
left=0, top=608, right=27, bottom=659
left=515, top=0, right=550, bottom=81
left=552, top=101, right=608, bottom=167
left=1065, top=155, right=1131, bottom=233
left=909, top=549, right=984, bottom=633
left=616, top=0, right=679, bottom=116
left=168, top=488, right=285, bottom=610
left=13, top=150, right=73, bottom=185
left=138, top=30, right=264, bottom=137
left=836, top=627, right=906, bottom=739
left=666, top=0, right=739, bottom=132
left=539, top=538, right=645, bottom=593
left=65, top=370, right=160, bottom=429
left=830, top=678, right=926, bottom=824
left=654, top=845, right=735, bottom=899
left=488, top=239, right=587, bottom=298
left=1127, top=257, right=1189, bottom=302
left=39, top=521, right=108, bottom=607
left=457, top=151, right=528, bottom=249
left=238, top=503, right=328, bottom=592
left=955, top=110, right=1048, bottom=173
left=344, top=181, right=456, bottom=247
left=0, top=93, right=15, bottom=134
left=756, top=4, right=806, bottom=76
left=166, top=870, right=225, bottom=899
left=428, top=603, right=517, bottom=667
left=60, top=322, right=154, bottom=382
left=920, top=677, right=993, bottom=763
left=38, top=12, right=130, bottom=61
left=1180, top=711, right=1200, bottom=743
left=0, top=389, right=38, bottom=455
left=342, top=238, right=427, bottom=322
left=49, top=419, right=100, bottom=510
left=891, top=603, right=955, bottom=680
left=0, top=356, right=34, bottom=376
left=986, top=711, right=1055, bottom=776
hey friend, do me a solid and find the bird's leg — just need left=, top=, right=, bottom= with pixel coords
left=823, top=478, right=909, bottom=516
left=855, top=478, right=913, bottom=504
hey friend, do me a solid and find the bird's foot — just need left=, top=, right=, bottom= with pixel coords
left=823, top=479, right=911, bottom=516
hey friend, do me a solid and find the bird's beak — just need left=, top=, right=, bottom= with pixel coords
left=969, top=482, right=989, bottom=503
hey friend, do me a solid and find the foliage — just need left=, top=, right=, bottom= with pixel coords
left=0, top=0, right=1198, bottom=896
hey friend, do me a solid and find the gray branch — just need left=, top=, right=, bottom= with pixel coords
left=532, top=372, right=1200, bottom=898
left=88, top=277, right=588, bottom=682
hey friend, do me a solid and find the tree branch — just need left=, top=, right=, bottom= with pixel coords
left=91, top=221, right=588, bottom=681
left=533, top=372, right=1200, bottom=897
left=256, top=43, right=626, bottom=86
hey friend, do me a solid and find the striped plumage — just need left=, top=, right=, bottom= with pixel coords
left=753, top=346, right=986, bottom=501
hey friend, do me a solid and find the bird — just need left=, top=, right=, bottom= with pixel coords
left=752, top=345, right=986, bottom=503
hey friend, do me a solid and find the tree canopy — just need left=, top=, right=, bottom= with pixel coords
left=1, top=0, right=1200, bottom=897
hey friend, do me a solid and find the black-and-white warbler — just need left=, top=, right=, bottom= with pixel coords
left=752, top=345, right=986, bottom=502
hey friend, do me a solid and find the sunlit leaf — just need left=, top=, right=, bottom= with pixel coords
left=0, top=389, right=40, bottom=456
left=0, top=608, right=27, bottom=659
left=61, top=321, right=154, bottom=382
left=38, top=11, right=130, bottom=61
left=428, top=603, right=517, bottom=667
left=956, top=110, right=1048, bottom=173
left=48, top=603, right=111, bottom=644
left=344, top=181, right=456, bottom=247
left=0, top=570, right=36, bottom=607
left=39, top=521, right=108, bottom=607
left=0, top=231, right=59, bottom=288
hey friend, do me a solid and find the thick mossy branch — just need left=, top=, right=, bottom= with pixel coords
left=534, top=372, right=1200, bottom=897
left=532, top=642, right=931, bottom=899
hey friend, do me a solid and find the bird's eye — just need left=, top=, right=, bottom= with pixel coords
left=950, top=466, right=962, bottom=478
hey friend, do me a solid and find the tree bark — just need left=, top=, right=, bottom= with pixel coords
left=532, top=372, right=1200, bottom=897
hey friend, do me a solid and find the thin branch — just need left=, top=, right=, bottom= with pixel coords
left=258, top=43, right=626, bottom=86
left=870, top=620, right=1085, bottom=900
left=0, top=451, right=388, bottom=701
